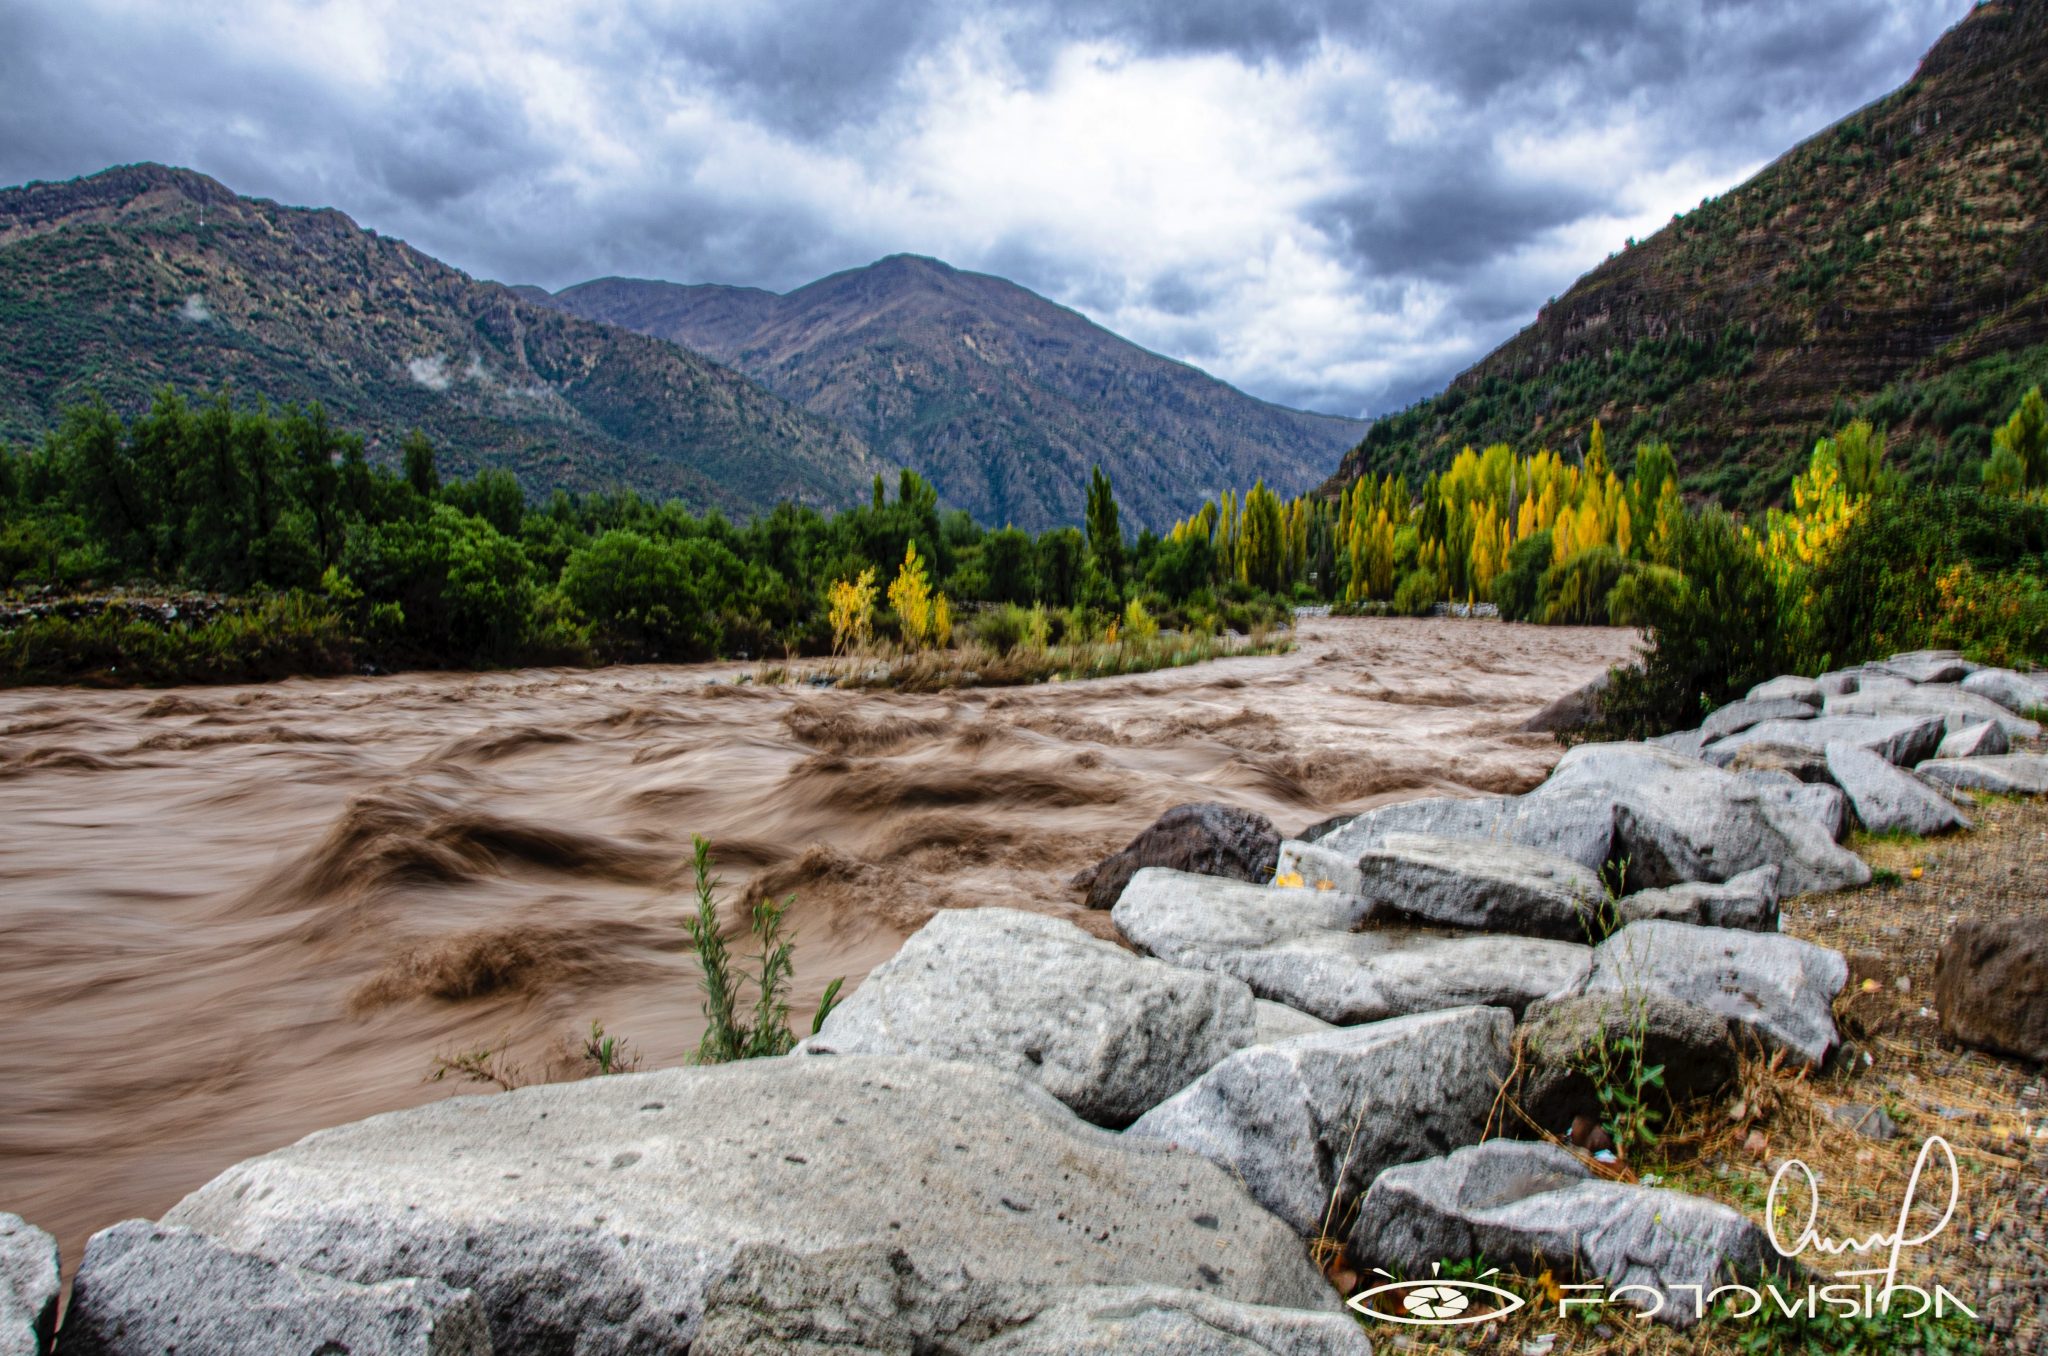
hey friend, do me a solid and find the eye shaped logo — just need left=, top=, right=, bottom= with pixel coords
left=1347, top=1263, right=1526, bottom=1327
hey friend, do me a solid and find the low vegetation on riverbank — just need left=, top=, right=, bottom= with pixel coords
left=3, top=384, right=2042, bottom=704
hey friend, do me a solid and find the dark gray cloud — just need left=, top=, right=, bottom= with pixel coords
left=0, top=0, right=1975, bottom=419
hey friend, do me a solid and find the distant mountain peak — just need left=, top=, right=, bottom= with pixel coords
left=542, top=254, right=1364, bottom=531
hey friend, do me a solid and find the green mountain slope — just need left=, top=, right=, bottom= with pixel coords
left=0, top=164, right=879, bottom=513
left=536, top=256, right=1365, bottom=533
left=1333, top=0, right=2048, bottom=507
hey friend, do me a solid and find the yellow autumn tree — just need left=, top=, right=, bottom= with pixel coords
left=888, top=543, right=940, bottom=648
left=826, top=567, right=878, bottom=654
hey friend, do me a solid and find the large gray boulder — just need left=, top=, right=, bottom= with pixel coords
left=1961, top=667, right=2048, bottom=717
left=801, top=909, right=1254, bottom=1126
left=1878, top=650, right=1975, bottom=685
left=0, top=1214, right=57, bottom=1356
left=1291, top=787, right=1620, bottom=878
left=1645, top=727, right=1710, bottom=760
left=1916, top=754, right=2048, bottom=796
left=1700, top=696, right=1818, bottom=743
left=1350, top=1141, right=1785, bottom=1328
left=1745, top=675, right=1825, bottom=708
left=59, top=1221, right=490, bottom=1356
left=1615, top=864, right=1780, bottom=931
left=1582, top=921, right=1848, bottom=1068
left=1074, top=803, right=1282, bottom=911
left=1252, top=1001, right=1335, bottom=1045
left=1718, top=739, right=1829, bottom=783
left=693, top=1244, right=1372, bottom=1356
left=1113, top=870, right=1590, bottom=1024
left=1515, top=992, right=1739, bottom=1136
left=1827, top=685, right=2040, bottom=741
left=1703, top=714, right=1947, bottom=770
left=1349, top=832, right=1605, bottom=941
left=1736, top=771, right=1849, bottom=842
left=1126, top=1008, right=1512, bottom=1238
left=1534, top=743, right=1869, bottom=895
left=1824, top=743, right=1970, bottom=837
left=1936, top=720, right=2009, bottom=760
left=164, top=1057, right=1344, bottom=1353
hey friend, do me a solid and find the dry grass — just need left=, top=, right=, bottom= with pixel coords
left=747, top=629, right=1292, bottom=693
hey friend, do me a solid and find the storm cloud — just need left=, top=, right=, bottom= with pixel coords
left=0, top=0, right=1971, bottom=416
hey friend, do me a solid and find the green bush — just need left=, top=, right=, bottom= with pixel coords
left=684, top=837, right=842, bottom=1064
left=338, top=503, right=535, bottom=665
left=1804, top=487, right=2048, bottom=669
left=1599, top=508, right=1787, bottom=738
left=970, top=602, right=1034, bottom=655
left=1392, top=568, right=1440, bottom=616
left=1537, top=544, right=1630, bottom=625
left=559, top=529, right=744, bottom=661
left=1490, top=528, right=1554, bottom=621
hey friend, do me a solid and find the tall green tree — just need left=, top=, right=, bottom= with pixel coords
left=1084, top=465, right=1123, bottom=587
left=403, top=430, right=440, bottom=499
left=1984, top=385, right=2047, bottom=495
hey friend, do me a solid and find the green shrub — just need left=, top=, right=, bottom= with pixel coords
left=1537, top=544, right=1629, bottom=625
left=1804, top=487, right=2048, bottom=669
left=970, top=602, right=1034, bottom=655
left=1490, top=528, right=1553, bottom=621
left=1392, top=568, right=1440, bottom=616
left=1599, top=507, right=1787, bottom=738
left=338, top=503, right=535, bottom=664
left=0, top=592, right=356, bottom=686
left=559, top=529, right=743, bottom=662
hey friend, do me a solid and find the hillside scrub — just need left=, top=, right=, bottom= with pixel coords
left=0, top=387, right=1294, bottom=686
left=1599, top=392, right=2048, bottom=737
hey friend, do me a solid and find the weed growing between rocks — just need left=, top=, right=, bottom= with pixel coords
left=685, top=835, right=844, bottom=1064
left=1569, top=1001, right=1668, bottom=1159
left=427, top=1020, right=643, bottom=1091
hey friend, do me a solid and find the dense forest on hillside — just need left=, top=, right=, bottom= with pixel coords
left=1331, top=1, right=2048, bottom=511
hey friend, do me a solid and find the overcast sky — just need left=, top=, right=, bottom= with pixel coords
left=0, top=0, right=1973, bottom=417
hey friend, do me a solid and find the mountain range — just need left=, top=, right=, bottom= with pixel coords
left=0, top=167, right=1357, bottom=529
left=1333, top=0, right=2048, bottom=507
left=527, top=260, right=1360, bottom=531
left=0, top=164, right=877, bottom=513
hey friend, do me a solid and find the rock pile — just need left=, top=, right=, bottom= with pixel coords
left=17, top=649, right=2047, bottom=1354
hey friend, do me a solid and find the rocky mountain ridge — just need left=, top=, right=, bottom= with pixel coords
left=1334, top=0, right=2048, bottom=506
left=537, top=256, right=1364, bottom=532
left=0, top=163, right=879, bottom=514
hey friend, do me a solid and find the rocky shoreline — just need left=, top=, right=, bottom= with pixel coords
left=7, top=650, right=2046, bottom=1354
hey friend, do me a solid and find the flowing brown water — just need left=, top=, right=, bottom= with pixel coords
left=0, top=615, right=1636, bottom=1273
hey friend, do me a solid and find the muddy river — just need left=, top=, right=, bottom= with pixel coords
left=0, top=615, right=1636, bottom=1271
